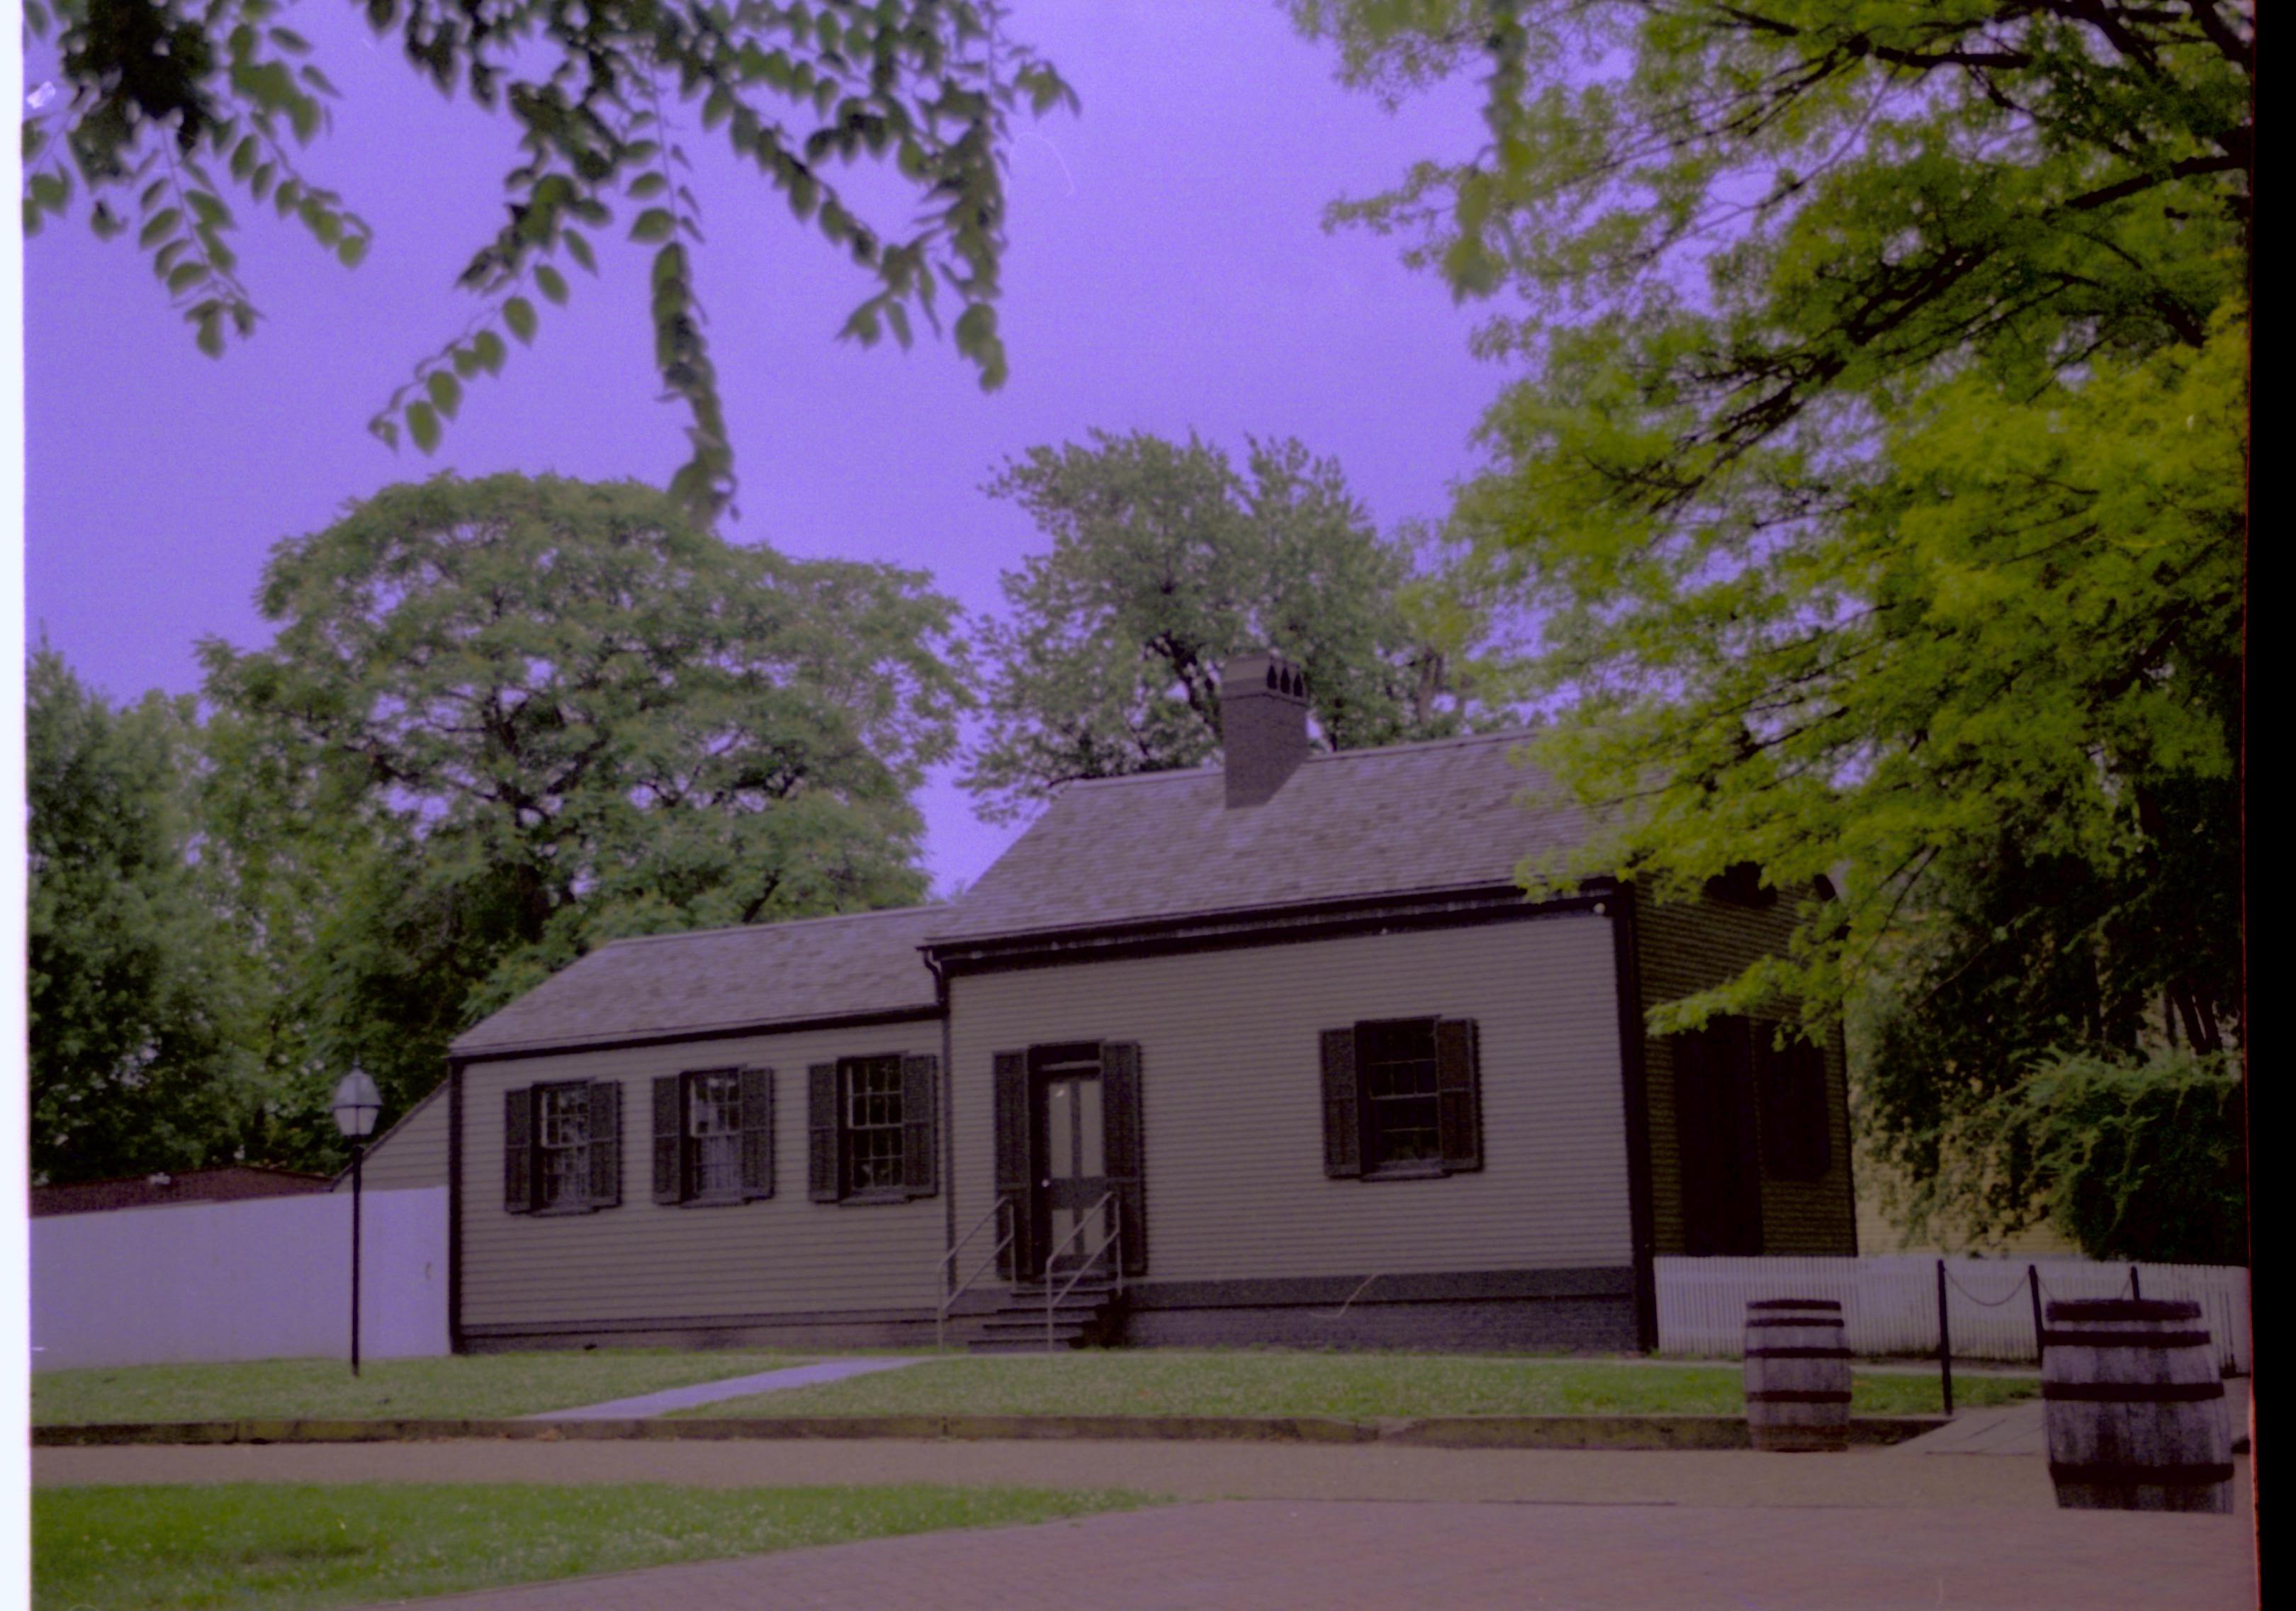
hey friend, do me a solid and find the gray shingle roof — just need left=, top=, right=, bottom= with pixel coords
left=927, top=731, right=1585, bottom=946
left=450, top=904, right=945, bottom=1057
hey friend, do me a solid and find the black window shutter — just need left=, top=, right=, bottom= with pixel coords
left=1436, top=1018, right=1483, bottom=1174
left=901, top=1055, right=938, bottom=1199
left=992, top=1050, right=1030, bottom=1278
left=504, top=1087, right=533, bottom=1213
left=587, top=1081, right=621, bottom=1208
left=807, top=1062, right=840, bottom=1202
left=1101, top=1041, right=1147, bottom=1276
left=741, top=1066, right=776, bottom=1199
left=1319, top=1028, right=1361, bottom=1178
left=652, top=1076, right=684, bottom=1205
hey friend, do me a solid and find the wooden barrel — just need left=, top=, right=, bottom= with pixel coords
left=2042, top=1298, right=2233, bottom=1512
left=1743, top=1298, right=1852, bottom=1452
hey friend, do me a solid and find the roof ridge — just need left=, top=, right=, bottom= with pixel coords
left=592, top=903, right=945, bottom=950
left=1054, top=729, right=1542, bottom=795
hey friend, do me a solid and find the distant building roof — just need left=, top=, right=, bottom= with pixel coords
left=926, top=731, right=1582, bottom=947
left=449, top=904, right=947, bottom=1058
left=30, top=1164, right=333, bottom=1218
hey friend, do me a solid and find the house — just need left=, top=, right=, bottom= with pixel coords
left=436, top=652, right=1857, bottom=1355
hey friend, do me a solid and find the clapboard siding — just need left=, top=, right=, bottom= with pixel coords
left=458, top=1020, right=944, bottom=1330
left=337, top=1084, right=450, bottom=1192
left=1636, top=892, right=1857, bottom=1257
left=948, top=914, right=1632, bottom=1285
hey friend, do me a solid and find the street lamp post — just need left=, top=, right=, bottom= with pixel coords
left=331, top=1068, right=383, bottom=1376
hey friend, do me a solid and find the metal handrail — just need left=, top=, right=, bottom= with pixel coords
left=936, top=1195, right=1017, bottom=1353
left=1042, top=1190, right=1122, bottom=1352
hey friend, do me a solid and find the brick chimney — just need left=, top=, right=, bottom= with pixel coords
left=1221, top=651, right=1310, bottom=808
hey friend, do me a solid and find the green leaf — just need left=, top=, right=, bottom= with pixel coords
left=451, top=345, right=482, bottom=378
left=195, top=309, right=226, bottom=357
left=630, top=208, right=675, bottom=243
left=337, top=234, right=370, bottom=269
left=426, top=370, right=463, bottom=419
left=563, top=230, right=596, bottom=274
left=628, top=173, right=668, bottom=200
left=139, top=209, right=181, bottom=248
left=502, top=297, right=539, bottom=344
left=405, top=400, right=441, bottom=453
left=472, top=329, right=507, bottom=374
left=534, top=264, right=569, bottom=305
left=230, top=137, right=260, bottom=180
left=167, top=262, right=212, bottom=293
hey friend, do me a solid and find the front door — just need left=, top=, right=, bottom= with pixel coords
left=1675, top=1018, right=1765, bottom=1256
left=1032, top=1045, right=1114, bottom=1278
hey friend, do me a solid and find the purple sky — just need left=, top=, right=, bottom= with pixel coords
left=21, top=3, right=1500, bottom=892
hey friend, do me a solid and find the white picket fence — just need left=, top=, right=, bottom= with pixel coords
left=1655, top=1255, right=2251, bottom=1374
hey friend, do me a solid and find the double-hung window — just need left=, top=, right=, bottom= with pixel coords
left=1320, top=1017, right=1482, bottom=1180
left=807, top=1053, right=939, bottom=1203
left=651, top=1067, right=774, bottom=1206
left=504, top=1080, right=623, bottom=1214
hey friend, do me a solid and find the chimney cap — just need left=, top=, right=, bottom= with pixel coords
left=1221, top=651, right=1307, bottom=703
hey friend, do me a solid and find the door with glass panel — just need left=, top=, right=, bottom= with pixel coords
left=1030, top=1045, right=1113, bottom=1278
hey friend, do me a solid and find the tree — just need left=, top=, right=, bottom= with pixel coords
left=200, top=471, right=969, bottom=1115
left=26, top=646, right=259, bottom=1183
left=20, top=1, right=1075, bottom=517
left=1293, top=3, right=2248, bottom=1240
left=961, top=430, right=1522, bottom=821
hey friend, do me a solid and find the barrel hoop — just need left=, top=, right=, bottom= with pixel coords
left=1747, top=1299, right=1842, bottom=1310
left=1745, top=1389, right=1854, bottom=1404
left=1744, top=1347, right=1854, bottom=1360
left=1746, top=1317, right=1846, bottom=1329
left=2040, top=1330, right=2213, bottom=1350
left=2042, top=1380, right=2225, bottom=1403
left=2049, top=1461, right=2234, bottom=1488
left=2044, top=1299, right=2200, bottom=1323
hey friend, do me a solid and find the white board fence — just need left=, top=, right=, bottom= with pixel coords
left=1655, top=1255, right=2251, bottom=1374
left=30, top=1186, right=449, bottom=1371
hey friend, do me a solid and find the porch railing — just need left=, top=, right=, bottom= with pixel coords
left=1040, top=1190, right=1123, bottom=1353
left=935, top=1195, right=1016, bottom=1353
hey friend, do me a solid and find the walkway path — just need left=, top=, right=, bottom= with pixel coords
left=30, top=1437, right=2254, bottom=1520
left=524, top=1357, right=930, bottom=1421
left=330, top=1498, right=2253, bottom=1611
left=1897, top=1376, right=2249, bottom=1457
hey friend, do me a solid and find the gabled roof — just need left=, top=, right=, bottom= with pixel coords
left=450, top=904, right=946, bottom=1058
left=926, top=731, right=1585, bottom=948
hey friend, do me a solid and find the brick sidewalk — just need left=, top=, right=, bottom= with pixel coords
left=340, top=1498, right=2253, bottom=1610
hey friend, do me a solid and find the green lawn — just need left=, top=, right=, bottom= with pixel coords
left=675, top=1351, right=2033, bottom=1420
left=33, top=1483, right=1147, bottom=1611
left=31, top=1350, right=821, bottom=1425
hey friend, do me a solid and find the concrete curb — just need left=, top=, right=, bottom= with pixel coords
left=31, top=1413, right=1947, bottom=1451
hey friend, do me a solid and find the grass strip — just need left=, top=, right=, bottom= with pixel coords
left=671, top=1352, right=2035, bottom=1420
left=33, top=1482, right=1147, bottom=1611
left=31, top=1350, right=820, bottom=1425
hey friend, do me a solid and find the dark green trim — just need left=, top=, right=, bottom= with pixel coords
left=1609, top=886, right=1660, bottom=1352
left=1122, top=1266, right=1637, bottom=1311
left=927, top=885, right=1621, bottom=976
left=446, top=1057, right=464, bottom=1355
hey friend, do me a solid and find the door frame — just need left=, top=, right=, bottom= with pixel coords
left=1025, top=1042, right=1113, bottom=1279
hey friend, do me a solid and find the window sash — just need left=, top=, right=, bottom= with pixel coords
left=687, top=1072, right=743, bottom=1197
left=844, top=1056, right=905, bottom=1194
left=536, top=1084, right=591, bottom=1208
left=1359, top=1020, right=1441, bottom=1168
